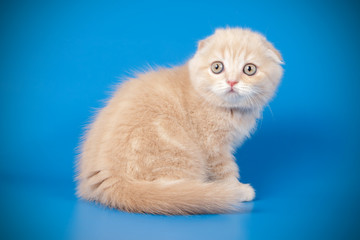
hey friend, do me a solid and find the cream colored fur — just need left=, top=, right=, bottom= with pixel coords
left=76, top=28, right=283, bottom=215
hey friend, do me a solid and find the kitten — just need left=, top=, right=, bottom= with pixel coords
left=76, top=28, right=283, bottom=215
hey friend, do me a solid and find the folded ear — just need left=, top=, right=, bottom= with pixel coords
left=197, top=32, right=215, bottom=50
left=197, top=38, right=212, bottom=50
left=197, top=39, right=207, bottom=50
left=266, top=47, right=284, bottom=65
left=198, top=28, right=222, bottom=51
left=261, top=37, right=284, bottom=64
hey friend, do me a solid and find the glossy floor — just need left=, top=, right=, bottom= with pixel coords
left=1, top=118, right=359, bottom=240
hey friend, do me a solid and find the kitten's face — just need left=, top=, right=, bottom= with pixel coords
left=189, top=28, right=284, bottom=110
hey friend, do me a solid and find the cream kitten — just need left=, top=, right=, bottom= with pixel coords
left=76, top=28, right=283, bottom=215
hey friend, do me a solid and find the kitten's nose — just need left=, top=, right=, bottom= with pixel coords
left=226, top=80, right=238, bottom=87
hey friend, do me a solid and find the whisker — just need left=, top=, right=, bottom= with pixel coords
left=267, top=104, right=274, bottom=118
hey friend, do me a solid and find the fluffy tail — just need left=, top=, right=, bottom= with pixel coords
left=77, top=174, right=255, bottom=215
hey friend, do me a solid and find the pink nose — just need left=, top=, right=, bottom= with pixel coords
left=226, top=81, right=238, bottom=87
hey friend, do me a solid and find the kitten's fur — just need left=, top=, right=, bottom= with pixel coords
left=76, top=28, right=283, bottom=215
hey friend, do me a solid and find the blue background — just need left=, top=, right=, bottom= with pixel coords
left=1, top=0, right=360, bottom=239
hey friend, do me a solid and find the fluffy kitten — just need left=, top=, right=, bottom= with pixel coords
left=76, top=28, right=283, bottom=215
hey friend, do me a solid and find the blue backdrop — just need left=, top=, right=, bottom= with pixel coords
left=1, top=0, right=359, bottom=239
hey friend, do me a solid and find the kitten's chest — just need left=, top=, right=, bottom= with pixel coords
left=189, top=107, right=255, bottom=153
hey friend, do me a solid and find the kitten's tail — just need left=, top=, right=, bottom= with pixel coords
left=77, top=174, right=254, bottom=215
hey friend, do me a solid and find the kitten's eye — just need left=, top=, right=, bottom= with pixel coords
left=243, top=63, right=257, bottom=76
left=211, top=61, right=224, bottom=74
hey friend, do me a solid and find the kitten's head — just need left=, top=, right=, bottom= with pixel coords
left=188, top=28, right=284, bottom=110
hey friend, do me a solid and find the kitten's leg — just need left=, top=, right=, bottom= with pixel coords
left=207, top=151, right=239, bottom=181
left=208, top=151, right=255, bottom=201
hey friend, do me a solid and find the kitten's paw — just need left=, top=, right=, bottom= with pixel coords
left=238, top=183, right=255, bottom=202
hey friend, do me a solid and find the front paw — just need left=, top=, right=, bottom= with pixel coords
left=238, top=183, right=255, bottom=202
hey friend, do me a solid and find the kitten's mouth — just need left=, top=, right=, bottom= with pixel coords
left=225, top=89, right=243, bottom=100
left=228, top=88, right=238, bottom=94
